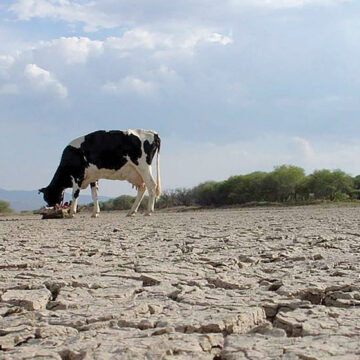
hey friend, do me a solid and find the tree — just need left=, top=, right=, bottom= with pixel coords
left=242, top=171, right=268, bottom=202
left=156, top=188, right=194, bottom=208
left=263, top=165, right=306, bottom=202
left=215, top=172, right=268, bottom=205
left=216, top=176, right=245, bottom=205
left=173, top=188, right=194, bottom=206
left=295, top=176, right=311, bottom=201
left=331, top=169, right=353, bottom=200
left=353, top=175, right=360, bottom=189
left=192, top=181, right=218, bottom=206
left=98, top=166, right=357, bottom=210
left=112, top=195, right=135, bottom=210
left=0, top=200, right=12, bottom=213
left=307, top=169, right=333, bottom=199
left=100, top=195, right=135, bottom=211
left=352, top=175, right=360, bottom=199
left=308, top=169, right=353, bottom=200
left=156, top=190, right=175, bottom=209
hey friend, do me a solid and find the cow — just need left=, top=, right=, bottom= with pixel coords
left=39, top=129, right=161, bottom=218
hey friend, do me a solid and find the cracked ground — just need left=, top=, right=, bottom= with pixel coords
left=0, top=205, right=359, bottom=359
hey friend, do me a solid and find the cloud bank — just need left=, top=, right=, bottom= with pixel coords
left=24, top=64, right=68, bottom=99
left=1, top=0, right=360, bottom=195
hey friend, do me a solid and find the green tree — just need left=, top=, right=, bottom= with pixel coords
left=156, top=188, right=194, bottom=208
left=100, top=195, right=135, bottom=210
left=353, top=175, right=360, bottom=189
left=98, top=165, right=358, bottom=210
left=352, top=175, right=360, bottom=199
left=242, top=171, right=268, bottom=202
left=192, top=181, right=218, bottom=206
left=0, top=200, right=12, bottom=213
left=307, top=169, right=333, bottom=199
left=216, top=176, right=245, bottom=205
left=156, top=190, right=175, bottom=209
left=113, top=195, right=135, bottom=210
left=173, top=188, right=193, bottom=206
left=308, top=169, right=353, bottom=200
left=331, top=169, right=353, bottom=200
left=263, top=165, right=306, bottom=202
left=296, top=176, right=311, bottom=201
left=216, top=172, right=267, bottom=205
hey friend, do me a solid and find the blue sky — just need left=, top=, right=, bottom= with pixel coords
left=1, top=0, right=360, bottom=197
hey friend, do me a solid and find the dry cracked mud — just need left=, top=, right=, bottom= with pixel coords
left=0, top=205, right=359, bottom=359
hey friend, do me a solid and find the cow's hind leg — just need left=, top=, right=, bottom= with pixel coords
left=127, top=184, right=146, bottom=217
left=69, top=185, right=80, bottom=218
left=138, top=166, right=157, bottom=216
left=91, top=181, right=100, bottom=218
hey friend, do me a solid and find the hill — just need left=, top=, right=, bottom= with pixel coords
left=0, top=188, right=110, bottom=212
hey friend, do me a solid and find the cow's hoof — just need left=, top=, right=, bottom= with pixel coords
left=126, top=212, right=135, bottom=217
left=91, top=213, right=99, bottom=218
left=145, top=212, right=152, bottom=216
left=69, top=213, right=75, bottom=218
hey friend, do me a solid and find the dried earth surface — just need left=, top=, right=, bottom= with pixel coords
left=0, top=205, right=359, bottom=359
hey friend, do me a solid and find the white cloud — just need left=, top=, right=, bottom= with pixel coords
left=106, top=29, right=173, bottom=51
left=232, top=0, right=351, bottom=9
left=24, top=63, right=68, bottom=99
left=2, top=0, right=360, bottom=196
left=102, top=76, right=158, bottom=98
left=0, top=28, right=231, bottom=74
left=0, top=26, right=230, bottom=102
left=176, top=29, right=233, bottom=54
left=9, top=0, right=118, bottom=32
left=0, top=54, right=14, bottom=67
left=206, top=32, right=233, bottom=45
left=38, top=37, right=103, bottom=64
left=0, top=83, right=18, bottom=95
left=155, top=65, right=179, bottom=81
left=105, top=28, right=233, bottom=57
left=8, top=0, right=351, bottom=34
left=292, top=136, right=314, bottom=158
left=0, top=55, right=15, bottom=76
left=225, top=82, right=253, bottom=106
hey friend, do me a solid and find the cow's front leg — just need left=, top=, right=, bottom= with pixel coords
left=127, top=184, right=146, bottom=217
left=91, top=182, right=100, bottom=218
left=146, top=185, right=156, bottom=216
left=142, top=170, right=157, bottom=216
left=69, top=186, right=80, bottom=218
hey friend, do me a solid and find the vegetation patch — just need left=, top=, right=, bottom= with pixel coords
left=0, top=200, right=12, bottom=214
left=98, top=165, right=360, bottom=210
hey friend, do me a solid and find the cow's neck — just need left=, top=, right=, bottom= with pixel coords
left=48, top=166, right=71, bottom=193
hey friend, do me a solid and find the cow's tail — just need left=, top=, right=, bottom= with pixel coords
left=155, top=135, right=161, bottom=199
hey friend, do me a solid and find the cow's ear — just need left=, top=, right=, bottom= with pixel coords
left=38, top=188, right=45, bottom=194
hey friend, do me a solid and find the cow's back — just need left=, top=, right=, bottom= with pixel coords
left=69, top=130, right=143, bottom=170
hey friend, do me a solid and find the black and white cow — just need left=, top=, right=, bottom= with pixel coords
left=39, top=129, right=161, bottom=218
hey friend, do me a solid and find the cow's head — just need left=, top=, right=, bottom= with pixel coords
left=38, top=186, right=64, bottom=207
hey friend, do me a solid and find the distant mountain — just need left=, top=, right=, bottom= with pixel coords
left=0, top=188, right=110, bottom=212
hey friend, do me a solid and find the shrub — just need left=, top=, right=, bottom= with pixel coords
left=0, top=200, right=13, bottom=213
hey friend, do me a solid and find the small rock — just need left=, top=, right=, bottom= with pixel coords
left=138, top=319, right=154, bottom=330
left=1, top=289, right=51, bottom=311
left=151, top=327, right=174, bottom=336
left=238, top=255, right=256, bottom=263
left=35, top=325, right=78, bottom=339
left=250, top=321, right=287, bottom=338
left=268, top=280, right=283, bottom=291
left=140, top=275, right=161, bottom=287
left=148, top=304, right=162, bottom=314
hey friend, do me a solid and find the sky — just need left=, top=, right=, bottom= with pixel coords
left=1, top=0, right=360, bottom=197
